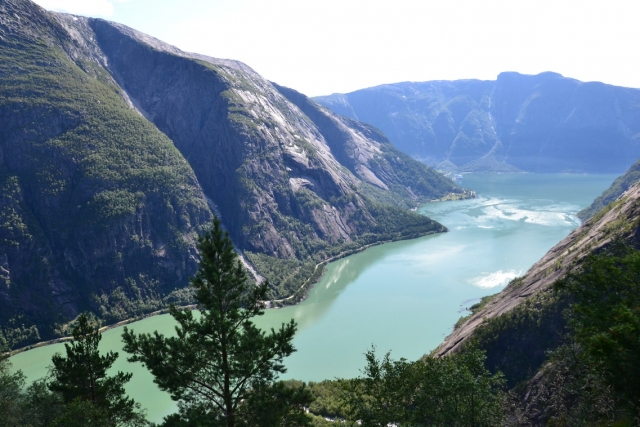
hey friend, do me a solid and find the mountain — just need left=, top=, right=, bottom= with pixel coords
left=0, top=0, right=463, bottom=351
left=577, top=157, right=640, bottom=220
left=314, top=73, right=640, bottom=173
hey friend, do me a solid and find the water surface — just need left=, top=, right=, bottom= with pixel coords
left=10, top=173, right=615, bottom=422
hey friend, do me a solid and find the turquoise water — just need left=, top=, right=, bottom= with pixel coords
left=9, top=173, right=616, bottom=422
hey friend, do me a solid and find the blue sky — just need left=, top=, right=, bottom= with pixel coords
left=32, top=0, right=640, bottom=96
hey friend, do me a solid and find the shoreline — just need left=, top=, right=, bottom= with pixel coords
left=4, top=196, right=470, bottom=359
left=266, top=192, right=478, bottom=307
left=267, top=228, right=445, bottom=307
left=4, top=231, right=444, bottom=359
left=3, top=304, right=199, bottom=359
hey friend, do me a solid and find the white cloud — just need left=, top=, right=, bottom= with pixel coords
left=32, top=0, right=115, bottom=16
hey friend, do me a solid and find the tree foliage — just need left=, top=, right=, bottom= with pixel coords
left=504, top=243, right=640, bottom=425
left=553, top=242, right=640, bottom=419
left=122, top=218, right=301, bottom=426
left=0, top=357, right=27, bottom=426
left=0, top=358, right=65, bottom=427
left=49, top=313, right=144, bottom=426
left=341, top=344, right=506, bottom=426
left=238, top=380, right=314, bottom=426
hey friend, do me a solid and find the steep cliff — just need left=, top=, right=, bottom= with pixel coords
left=272, top=83, right=459, bottom=208
left=81, top=14, right=462, bottom=298
left=315, top=73, right=640, bottom=173
left=0, top=0, right=460, bottom=350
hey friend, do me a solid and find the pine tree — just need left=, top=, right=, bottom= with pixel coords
left=49, top=314, right=143, bottom=426
left=0, top=358, right=27, bottom=426
left=122, top=218, right=301, bottom=426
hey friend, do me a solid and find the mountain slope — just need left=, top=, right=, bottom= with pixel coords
left=315, top=73, right=640, bottom=173
left=271, top=83, right=460, bottom=208
left=81, top=15, right=461, bottom=298
left=577, top=158, right=640, bottom=220
left=434, top=181, right=640, bottom=386
left=0, top=0, right=461, bottom=350
left=0, top=0, right=212, bottom=349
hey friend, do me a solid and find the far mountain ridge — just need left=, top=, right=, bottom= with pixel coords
left=314, top=72, right=640, bottom=173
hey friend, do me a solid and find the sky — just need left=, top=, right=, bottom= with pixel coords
left=32, top=0, right=640, bottom=97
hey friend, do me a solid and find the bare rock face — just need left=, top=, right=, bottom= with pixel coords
left=435, top=181, right=640, bottom=357
left=272, top=83, right=457, bottom=203
left=0, top=0, right=460, bottom=350
left=83, top=19, right=459, bottom=258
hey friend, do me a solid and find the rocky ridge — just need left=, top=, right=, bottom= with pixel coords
left=577, top=157, right=640, bottom=220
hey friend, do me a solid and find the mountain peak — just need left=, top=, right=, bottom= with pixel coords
left=496, top=71, right=565, bottom=81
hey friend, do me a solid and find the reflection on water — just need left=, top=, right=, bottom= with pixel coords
left=9, top=173, right=617, bottom=423
left=257, top=234, right=421, bottom=335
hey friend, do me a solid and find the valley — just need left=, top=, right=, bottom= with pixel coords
left=8, top=173, right=616, bottom=422
left=2, top=0, right=639, bottom=424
